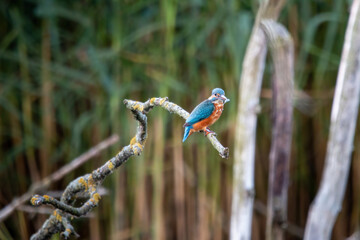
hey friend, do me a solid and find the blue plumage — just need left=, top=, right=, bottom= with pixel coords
left=182, top=100, right=214, bottom=142
left=184, top=100, right=214, bottom=126
left=182, top=126, right=192, bottom=142
left=182, top=88, right=229, bottom=142
left=212, top=88, right=225, bottom=96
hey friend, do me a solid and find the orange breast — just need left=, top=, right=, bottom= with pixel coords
left=192, top=103, right=224, bottom=131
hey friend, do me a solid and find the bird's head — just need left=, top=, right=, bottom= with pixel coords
left=208, top=88, right=230, bottom=104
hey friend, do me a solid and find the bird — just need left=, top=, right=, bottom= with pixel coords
left=183, top=88, right=230, bottom=142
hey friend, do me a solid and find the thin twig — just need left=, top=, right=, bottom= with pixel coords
left=0, top=134, right=119, bottom=222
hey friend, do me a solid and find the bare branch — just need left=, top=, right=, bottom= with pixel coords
left=0, top=134, right=119, bottom=222
left=30, top=97, right=229, bottom=240
left=124, top=97, right=229, bottom=158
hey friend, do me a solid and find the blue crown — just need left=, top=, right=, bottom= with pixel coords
left=212, top=88, right=225, bottom=96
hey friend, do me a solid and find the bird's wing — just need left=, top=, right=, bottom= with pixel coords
left=185, top=100, right=214, bottom=125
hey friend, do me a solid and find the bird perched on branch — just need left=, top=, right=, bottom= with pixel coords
left=183, top=88, right=230, bottom=142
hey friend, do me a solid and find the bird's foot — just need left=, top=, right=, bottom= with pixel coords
left=204, top=128, right=216, bottom=136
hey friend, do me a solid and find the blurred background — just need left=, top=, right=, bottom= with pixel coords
left=0, top=0, right=358, bottom=239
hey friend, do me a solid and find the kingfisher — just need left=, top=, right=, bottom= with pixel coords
left=183, top=88, right=230, bottom=142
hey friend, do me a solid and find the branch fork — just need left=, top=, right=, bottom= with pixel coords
left=30, top=97, right=229, bottom=240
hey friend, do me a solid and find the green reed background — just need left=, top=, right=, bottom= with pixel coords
left=0, top=0, right=358, bottom=239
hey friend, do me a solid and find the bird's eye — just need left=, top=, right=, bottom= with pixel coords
left=215, top=93, right=219, bottom=97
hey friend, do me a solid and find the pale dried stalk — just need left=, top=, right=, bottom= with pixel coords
left=230, top=0, right=286, bottom=239
left=261, top=20, right=294, bottom=240
left=304, top=0, right=360, bottom=239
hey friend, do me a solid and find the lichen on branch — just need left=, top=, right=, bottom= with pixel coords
left=30, top=97, right=229, bottom=240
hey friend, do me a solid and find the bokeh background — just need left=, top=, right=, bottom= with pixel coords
left=0, top=0, right=359, bottom=239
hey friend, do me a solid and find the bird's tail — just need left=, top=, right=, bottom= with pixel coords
left=182, top=126, right=193, bottom=142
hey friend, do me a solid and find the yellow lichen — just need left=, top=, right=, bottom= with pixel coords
left=132, top=148, right=138, bottom=155
left=78, top=177, right=88, bottom=191
left=131, top=142, right=143, bottom=155
left=108, top=161, right=114, bottom=171
left=30, top=196, right=38, bottom=205
left=135, top=142, right=143, bottom=150
left=130, top=136, right=137, bottom=145
left=66, top=228, right=71, bottom=233
left=133, top=103, right=144, bottom=112
left=150, top=97, right=156, bottom=105
left=93, top=193, right=101, bottom=203
left=159, top=98, right=167, bottom=105
left=53, top=210, right=62, bottom=222
left=43, top=195, right=50, bottom=201
left=56, top=213, right=62, bottom=221
left=87, top=174, right=94, bottom=187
